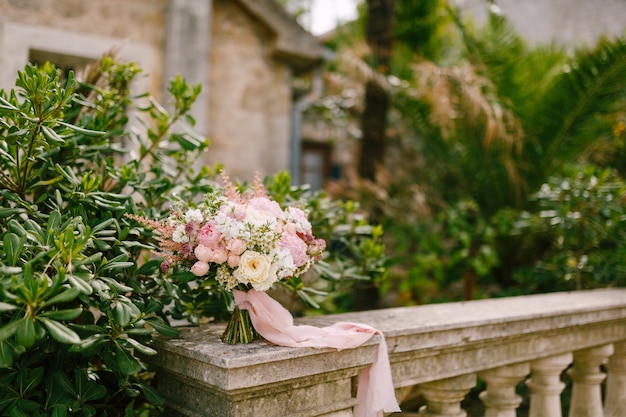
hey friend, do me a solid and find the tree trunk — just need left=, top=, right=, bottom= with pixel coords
left=358, top=0, right=395, bottom=182
left=354, top=0, right=395, bottom=311
left=358, top=81, right=389, bottom=180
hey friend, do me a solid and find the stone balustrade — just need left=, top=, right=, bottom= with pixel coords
left=150, top=288, right=626, bottom=416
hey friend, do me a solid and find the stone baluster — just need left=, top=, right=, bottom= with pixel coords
left=567, top=344, right=613, bottom=417
left=526, top=353, right=573, bottom=417
left=604, top=341, right=626, bottom=417
left=479, top=363, right=530, bottom=417
left=417, top=374, right=476, bottom=417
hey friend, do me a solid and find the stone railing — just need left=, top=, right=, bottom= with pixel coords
left=150, top=288, right=626, bottom=416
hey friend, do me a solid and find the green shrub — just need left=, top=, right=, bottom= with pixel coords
left=510, top=164, right=626, bottom=292
left=0, top=59, right=386, bottom=416
left=0, top=57, right=208, bottom=416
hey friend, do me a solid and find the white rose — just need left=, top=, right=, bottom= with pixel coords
left=233, top=251, right=278, bottom=291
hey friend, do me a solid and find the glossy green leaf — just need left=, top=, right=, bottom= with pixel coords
left=113, top=344, right=142, bottom=375
left=56, top=120, right=106, bottom=137
left=0, top=320, right=21, bottom=341
left=66, top=274, right=93, bottom=295
left=137, top=382, right=165, bottom=406
left=113, top=302, right=131, bottom=327
left=40, top=318, right=81, bottom=344
left=145, top=317, right=179, bottom=338
left=124, top=337, right=157, bottom=356
left=50, top=405, right=68, bottom=417
left=16, top=318, right=36, bottom=348
left=40, top=125, right=65, bottom=145
left=3, top=233, right=23, bottom=266
left=43, top=287, right=81, bottom=307
left=0, top=302, right=18, bottom=312
left=0, top=340, right=15, bottom=367
left=74, top=370, right=107, bottom=402
left=40, top=308, right=82, bottom=321
left=16, top=366, right=44, bottom=395
left=69, top=334, right=106, bottom=353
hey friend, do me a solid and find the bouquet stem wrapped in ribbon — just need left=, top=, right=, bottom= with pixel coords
left=131, top=173, right=400, bottom=416
left=221, top=302, right=259, bottom=344
left=234, top=289, right=401, bottom=417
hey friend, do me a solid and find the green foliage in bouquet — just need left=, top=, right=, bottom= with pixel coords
left=0, top=58, right=387, bottom=415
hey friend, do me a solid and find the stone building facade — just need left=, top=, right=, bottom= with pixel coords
left=0, top=0, right=323, bottom=182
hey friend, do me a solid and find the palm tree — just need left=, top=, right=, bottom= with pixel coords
left=376, top=4, right=626, bottom=219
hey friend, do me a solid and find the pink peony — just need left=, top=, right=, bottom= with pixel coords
left=191, top=261, right=210, bottom=276
left=280, top=234, right=309, bottom=267
left=197, top=221, right=222, bottom=247
left=248, top=197, right=284, bottom=219
left=284, top=223, right=297, bottom=235
left=234, top=204, right=246, bottom=221
left=286, top=206, right=307, bottom=222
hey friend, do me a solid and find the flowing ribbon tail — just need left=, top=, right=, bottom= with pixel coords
left=233, top=289, right=401, bottom=417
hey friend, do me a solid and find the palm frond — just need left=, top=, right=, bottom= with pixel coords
left=399, top=61, right=526, bottom=211
left=534, top=37, right=626, bottom=176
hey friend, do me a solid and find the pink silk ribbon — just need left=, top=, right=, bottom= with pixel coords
left=233, top=289, right=401, bottom=417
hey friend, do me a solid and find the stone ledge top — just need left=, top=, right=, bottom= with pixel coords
left=302, top=288, right=626, bottom=335
left=154, top=322, right=380, bottom=369
left=154, top=288, right=626, bottom=371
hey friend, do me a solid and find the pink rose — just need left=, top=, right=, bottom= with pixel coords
left=210, top=248, right=229, bottom=264
left=228, top=253, right=240, bottom=268
left=194, top=244, right=213, bottom=262
left=191, top=261, right=210, bottom=276
left=226, top=238, right=247, bottom=255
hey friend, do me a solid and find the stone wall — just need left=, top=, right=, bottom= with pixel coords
left=0, top=0, right=164, bottom=94
left=207, top=0, right=292, bottom=181
left=0, top=0, right=321, bottom=183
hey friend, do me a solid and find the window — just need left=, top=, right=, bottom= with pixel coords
left=29, top=49, right=94, bottom=80
left=301, top=142, right=332, bottom=191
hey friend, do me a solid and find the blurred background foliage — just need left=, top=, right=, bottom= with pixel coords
left=306, top=0, right=626, bottom=306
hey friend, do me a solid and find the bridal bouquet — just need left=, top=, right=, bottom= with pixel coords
left=131, top=174, right=401, bottom=415
left=132, top=174, right=326, bottom=344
